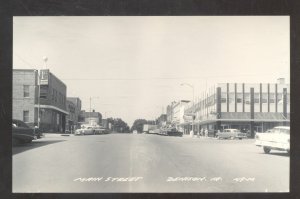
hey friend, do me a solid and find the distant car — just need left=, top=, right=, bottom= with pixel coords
left=75, top=125, right=95, bottom=135
left=216, top=129, right=247, bottom=140
left=255, top=126, right=290, bottom=154
left=12, top=119, right=36, bottom=145
left=160, top=126, right=183, bottom=137
left=94, top=127, right=108, bottom=134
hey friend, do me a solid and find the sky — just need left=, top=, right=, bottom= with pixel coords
left=13, top=16, right=290, bottom=126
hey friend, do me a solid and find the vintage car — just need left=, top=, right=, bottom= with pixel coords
left=160, top=126, right=183, bottom=137
left=94, top=127, right=108, bottom=134
left=12, top=119, right=36, bottom=145
left=75, top=125, right=95, bottom=135
left=216, top=129, right=247, bottom=140
left=255, top=126, right=290, bottom=154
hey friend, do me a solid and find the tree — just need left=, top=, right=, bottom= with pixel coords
left=131, top=119, right=157, bottom=133
left=131, top=119, right=147, bottom=133
left=106, top=117, right=130, bottom=133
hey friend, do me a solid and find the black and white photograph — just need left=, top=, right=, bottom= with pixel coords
left=12, top=16, right=290, bottom=193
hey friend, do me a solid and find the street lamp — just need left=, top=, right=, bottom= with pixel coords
left=181, top=83, right=195, bottom=135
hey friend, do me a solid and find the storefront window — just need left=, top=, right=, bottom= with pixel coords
left=244, top=93, right=250, bottom=104
left=236, top=93, right=242, bottom=103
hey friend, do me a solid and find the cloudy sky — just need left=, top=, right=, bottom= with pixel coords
left=13, top=16, right=290, bottom=126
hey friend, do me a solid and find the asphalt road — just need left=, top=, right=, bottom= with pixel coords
left=13, top=133, right=289, bottom=193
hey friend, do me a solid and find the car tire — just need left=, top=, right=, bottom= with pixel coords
left=263, top=147, right=271, bottom=154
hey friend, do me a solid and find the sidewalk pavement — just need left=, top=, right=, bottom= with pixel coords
left=182, top=134, right=215, bottom=139
left=42, top=133, right=75, bottom=138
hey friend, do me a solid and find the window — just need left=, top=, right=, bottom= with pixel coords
left=269, top=93, right=275, bottom=103
left=40, top=85, right=48, bottom=99
left=221, top=93, right=227, bottom=103
left=23, top=85, right=29, bottom=97
left=229, top=93, right=235, bottom=103
left=254, top=93, right=260, bottom=103
left=23, top=111, right=29, bottom=123
left=277, top=93, right=283, bottom=103
left=244, top=93, right=250, bottom=104
left=236, top=93, right=242, bottom=103
left=52, top=89, right=55, bottom=100
left=262, top=93, right=268, bottom=103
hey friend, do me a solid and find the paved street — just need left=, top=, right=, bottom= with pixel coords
left=13, top=133, right=289, bottom=193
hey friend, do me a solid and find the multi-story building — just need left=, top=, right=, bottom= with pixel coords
left=66, top=97, right=82, bottom=130
left=66, top=100, right=76, bottom=133
left=167, top=100, right=190, bottom=133
left=13, top=69, right=39, bottom=128
left=181, top=78, right=290, bottom=137
left=13, top=69, right=68, bottom=133
left=79, top=110, right=102, bottom=126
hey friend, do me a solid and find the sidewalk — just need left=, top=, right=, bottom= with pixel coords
left=182, top=134, right=215, bottom=139
left=42, top=133, right=75, bottom=138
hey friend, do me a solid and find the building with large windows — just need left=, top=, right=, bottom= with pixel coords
left=13, top=69, right=68, bottom=133
left=167, top=78, right=290, bottom=137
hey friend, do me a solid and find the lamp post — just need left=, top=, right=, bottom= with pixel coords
left=181, top=83, right=195, bottom=135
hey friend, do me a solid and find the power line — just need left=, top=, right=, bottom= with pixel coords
left=14, top=53, right=36, bottom=69
left=60, top=73, right=288, bottom=81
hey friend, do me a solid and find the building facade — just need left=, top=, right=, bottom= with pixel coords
left=13, top=69, right=68, bottom=133
left=79, top=110, right=102, bottom=126
left=184, top=79, right=290, bottom=137
left=13, top=69, right=39, bottom=128
left=66, top=97, right=82, bottom=131
left=166, top=100, right=190, bottom=133
left=167, top=79, right=290, bottom=137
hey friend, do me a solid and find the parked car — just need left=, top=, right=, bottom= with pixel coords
left=12, top=119, right=36, bottom=145
left=94, top=127, right=108, bottom=134
left=160, top=126, right=183, bottom=137
left=75, top=125, right=95, bottom=135
left=216, top=129, right=247, bottom=140
left=255, top=126, right=290, bottom=154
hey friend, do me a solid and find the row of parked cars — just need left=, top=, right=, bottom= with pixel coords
left=75, top=125, right=109, bottom=135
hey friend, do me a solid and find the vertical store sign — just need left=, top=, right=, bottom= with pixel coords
left=40, top=69, right=49, bottom=85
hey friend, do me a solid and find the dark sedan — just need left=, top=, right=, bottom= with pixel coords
left=12, top=119, right=36, bottom=145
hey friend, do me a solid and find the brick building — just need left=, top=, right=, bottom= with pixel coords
left=66, top=97, right=82, bottom=132
left=13, top=69, right=68, bottom=133
left=79, top=110, right=102, bottom=126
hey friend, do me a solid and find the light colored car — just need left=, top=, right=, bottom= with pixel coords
left=216, top=129, right=247, bottom=140
left=75, top=125, right=95, bottom=135
left=94, top=127, right=108, bottom=134
left=255, top=126, right=290, bottom=154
